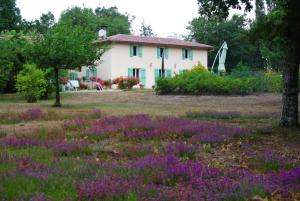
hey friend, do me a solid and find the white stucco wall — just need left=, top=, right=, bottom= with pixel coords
left=79, top=43, right=208, bottom=88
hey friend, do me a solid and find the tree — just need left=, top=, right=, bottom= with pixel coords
left=187, top=15, right=260, bottom=70
left=255, top=0, right=265, bottom=18
left=16, top=63, right=47, bottom=103
left=32, top=23, right=103, bottom=107
left=197, top=0, right=300, bottom=127
left=0, top=0, right=21, bottom=32
left=0, top=31, right=32, bottom=93
left=139, top=21, right=155, bottom=37
left=60, top=7, right=98, bottom=33
left=21, top=12, right=55, bottom=34
left=95, top=6, right=132, bottom=36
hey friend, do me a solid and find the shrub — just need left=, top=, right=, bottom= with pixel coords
left=103, top=79, right=112, bottom=88
left=156, top=64, right=284, bottom=95
left=79, top=83, right=88, bottom=90
left=16, top=64, right=47, bottom=103
left=113, top=77, right=139, bottom=89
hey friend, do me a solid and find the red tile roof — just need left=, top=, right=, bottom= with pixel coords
left=101, top=34, right=213, bottom=50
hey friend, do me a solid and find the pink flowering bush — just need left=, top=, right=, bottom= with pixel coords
left=113, top=76, right=139, bottom=89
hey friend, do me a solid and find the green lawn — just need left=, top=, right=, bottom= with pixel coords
left=0, top=91, right=299, bottom=201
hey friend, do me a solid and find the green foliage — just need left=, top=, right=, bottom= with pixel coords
left=95, top=6, right=132, bottom=36
left=32, top=20, right=102, bottom=106
left=139, top=21, right=155, bottom=37
left=16, top=64, right=47, bottom=103
left=20, top=12, right=55, bottom=34
left=156, top=66, right=283, bottom=95
left=0, top=31, right=33, bottom=93
left=0, top=0, right=21, bottom=32
left=187, top=15, right=261, bottom=70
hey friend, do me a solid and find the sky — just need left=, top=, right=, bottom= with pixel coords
left=17, top=0, right=201, bottom=38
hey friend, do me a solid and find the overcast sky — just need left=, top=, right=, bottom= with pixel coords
left=17, top=0, right=202, bottom=37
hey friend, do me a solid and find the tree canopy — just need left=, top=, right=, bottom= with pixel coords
left=0, top=0, right=21, bottom=32
left=197, top=0, right=300, bottom=126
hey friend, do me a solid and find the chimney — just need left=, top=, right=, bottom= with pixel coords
left=192, top=38, right=196, bottom=43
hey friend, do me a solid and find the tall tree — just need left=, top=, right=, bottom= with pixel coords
left=21, top=12, right=55, bottom=34
left=187, top=15, right=260, bottom=70
left=95, top=6, right=132, bottom=36
left=60, top=7, right=98, bottom=33
left=139, top=21, right=155, bottom=37
left=32, top=23, right=103, bottom=107
left=255, top=0, right=265, bottom=18
left=197, top=0, right=300, bottom=127
left=0, top=31, right=32, bottom=93
left=0, top=0, right=21, bottom=32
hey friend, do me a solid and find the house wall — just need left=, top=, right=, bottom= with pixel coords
left=79, top=43, right=208, bottom=89
left=110, top=44, right=208, bottom=88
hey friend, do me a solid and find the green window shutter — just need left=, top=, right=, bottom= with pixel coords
left=157, top=47, right=161, bottom=59
left=141, top=68, right=146, bottom=86
left=130, top=44, right=134, bottom=57
left=86, top=69, right=90, bottom=79
left=74, top=72, right=78, bottom=80
left=189, top=49, right=194, bottom=60
left=138, top=45, right=143, bottom=57
left=165, top=48, right=169, bottom=59
left=182, top=48, right=186, bottom=60
left=166, top=69, right=172, bottom=77
left=128, top=68, right=133, bottom=77
left=93, top=68, right=98, bottom=77
left=179, top=69, right=184, bottom=75
left=155, top=69, right=160, bottom=80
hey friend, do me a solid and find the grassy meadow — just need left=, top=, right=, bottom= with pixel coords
left=0, top=91, right=299, bottom=201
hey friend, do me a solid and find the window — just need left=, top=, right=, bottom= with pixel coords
left=182, top=48, right=193, bottom=60
left=133, top=68, right=140, bottom=78
left=184, top=48, right=189, bottom=59
left=133, top=45, right=137, bottom=56
left=130, top=44, right=143, bottom=57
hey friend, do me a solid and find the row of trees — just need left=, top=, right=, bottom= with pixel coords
left=195, top=0, right=299, bottom=127
left=187, top=0, right=285, bottom=71
left=0, top=0, right=133, bottom=106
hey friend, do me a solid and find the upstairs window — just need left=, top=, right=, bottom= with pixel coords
left=157, top=47, right=169, bottom=59
left=130, top=44, right=142, bottom=57
left=182, top=48, right=194, bottom=60
left=133, top=45, right=137, bottom=56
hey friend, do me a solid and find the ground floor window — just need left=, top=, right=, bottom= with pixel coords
left=155, top=69, right=172, bottom=80
left=133, top=68, right=140, bottom=78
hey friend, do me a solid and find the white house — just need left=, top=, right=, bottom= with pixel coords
left=72, top=34, right=212, bottom=89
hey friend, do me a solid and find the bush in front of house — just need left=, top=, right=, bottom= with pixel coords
left=16, top=64, right=47, bottom=103
left=156, top=65, right=283, bottom=95
left=79, top=83, right=88, bottom=90
left=104, top=79, right=112, bottom=89
left=113, top=77, right=139, bottom=89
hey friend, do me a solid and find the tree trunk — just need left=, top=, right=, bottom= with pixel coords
left=280, top=0, right=300, bottom=127
left=53, top=67, right=61, bottom=107
left=280, top=50, right=299, bottom=127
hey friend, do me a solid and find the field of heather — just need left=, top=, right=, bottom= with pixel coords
left=0, top=91, right=300, bottom=201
